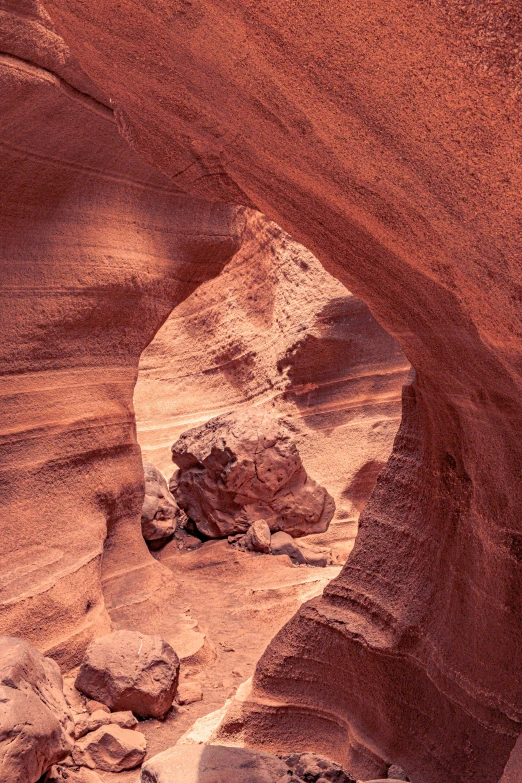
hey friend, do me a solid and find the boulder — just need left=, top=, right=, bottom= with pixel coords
left=75, top=631, right=179, bottom=718
left=142, top=462, right=188, bottom=541
left=283, top=752, right=356, bottom=782
left=45, top=765, right=104, bottom=782
left=270, top=531, right=306, bottom=564
left=387, top=764, right=409, bottom=780
left=298, top=545, right=331, bottom=568
left=244, top=521, right=271, bottom=553
left=170, top=409, right=335, bottom=539
left=140, top=744, right=291, bottom=783
left=72, top=724, right=146, bottom=772
left=0, top=636, right=74, bottom=783
left=140, top=745, right=355, bottom=783
left=175, top=681, right=203, bottom=705
left=74, top=709, right=137, bottom=739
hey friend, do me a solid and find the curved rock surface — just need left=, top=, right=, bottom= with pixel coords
left=136, top=211, right=408, bottom=558
left=40, top=1, right=522, bottom=781
left=0, top=2, right=243, bottom=667
left=171, top=408, right=335, bottom=539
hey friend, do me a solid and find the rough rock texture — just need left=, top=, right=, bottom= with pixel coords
left=45, top=766, right=104, bottom=783
left=142, top=462, right=186, bottom=542
left=0, top=2, right=243, bottom=667
left=40, top=1, right=522, bottom=781
left=72, top=724, right=146, bottom=771
left=0, top=636, right=73, bottom=783
left=171, top=408, right=335, bottom=538
left=73, top=709, right=137, bottom=739
left=75, top=631, right=179, bottom=718
left=140, top=744, right=355, bottom=783
left=136, top=211, right=408, bottom=559
left=244, top=521, right=271, bottom=554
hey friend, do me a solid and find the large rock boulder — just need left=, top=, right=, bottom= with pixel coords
left=170, top=409, right=335, bottom=538
left=142, top=462, right=187, bottom=542
left=75, top=631, right=179, bottom=718
left=0, top=636, right=74, bottom=783
left=140, top=744, right=356, bottom=783
left=72, top=724, right=146, bottom=771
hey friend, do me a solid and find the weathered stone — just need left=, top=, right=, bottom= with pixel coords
left=283, top=752, right=355, bottom=782
left=0, top=636, right=74, bottom=783
left=142, top=462, right=187, bottom=541
left=171, top=409, right=335, bottom=539
left=75, top=631, right=179, bottom=718
left=74, top=709, right=137, bottom=739
left=85, top=701, right=110, bottom=715
left=72, top=724, right=146, bottom=771
left=270, top=532, right=306, bottom=564
left=140, top=744, right=291, bottom=782
left=387, top=764, right=409, bottom=780
left=299, top=546, right=331, bottom=568
left=175, top=681, right=203, bottom=705
left=44, top=764, right=104, bottom=782
left=245, top=521, right=272, bottom=553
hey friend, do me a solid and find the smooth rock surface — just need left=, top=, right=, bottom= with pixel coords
left=142, top=462, right=187, bottom=542
left=270, top=532, right=306, bottom=565
left=140, top=744, right=352, bottom=783
left=72, top=724, right=146, bottom=772
left=175, top=681, right=203, bottom=706
left=171, top=409, right=335, bottom=539
left=0, top=3, right=244, bottom=668
left=75, top=631, right=179, bottom=718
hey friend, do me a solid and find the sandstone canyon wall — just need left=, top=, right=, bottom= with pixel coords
left=38, top=2, right=522, bottom=781
left=135, top=210, right=409, bottom=557
left=0, top=1, right=243, bottom=669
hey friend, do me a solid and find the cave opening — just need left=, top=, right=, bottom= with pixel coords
left=122, top=208, right=410, bottom=762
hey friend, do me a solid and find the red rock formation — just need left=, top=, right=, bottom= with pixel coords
left=135, top=212, right=408, bottom=559
left=39, top=2, right=522, bottom=781
left=171, top=408, right=335, bottom=539
left=0, top=2, right=243, bottom=668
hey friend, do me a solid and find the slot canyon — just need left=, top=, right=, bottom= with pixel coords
left=0, top=2, right=521, bottom=783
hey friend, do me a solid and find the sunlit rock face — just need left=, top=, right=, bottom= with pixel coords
left=0, top=1, right=243, bottom=668
left=135, top=211, right=408, bottom=559
left=39, top=1, right=522, bottom=781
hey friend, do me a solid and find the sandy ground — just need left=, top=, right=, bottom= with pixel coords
left=96, top=539, right=344, bottom=781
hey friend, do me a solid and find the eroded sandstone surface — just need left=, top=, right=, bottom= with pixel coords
left=0, top=1, right=243, bottom=668
left=36, top=1, right=522, bottom=781
left=136, top=211, right=408, bottom=560
left=170, top=408, right=335, bottom=539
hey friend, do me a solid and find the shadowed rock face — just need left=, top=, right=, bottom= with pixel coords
left=170, top=408, right=335, bottom=539
left=142, top=462, right=186, bottom=542
left=0, top=1, right=243, bottom=668
left=38, top=1, right=522, bottom=781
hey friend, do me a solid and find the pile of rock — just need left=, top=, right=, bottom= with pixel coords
left=229, top=520, right=335, bottom=567
left=0, top=631, right=181, bottom=782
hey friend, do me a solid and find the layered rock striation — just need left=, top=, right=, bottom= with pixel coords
left=135, top=211, right=408, bottom=556
left=0, top=1, right=243, bottom=667
left=38, top=2, right=522, bottom=781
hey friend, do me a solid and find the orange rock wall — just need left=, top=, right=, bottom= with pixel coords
left=39, top=1, right=522, bottom=780
left=0, top=1, right=242, bottom=668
